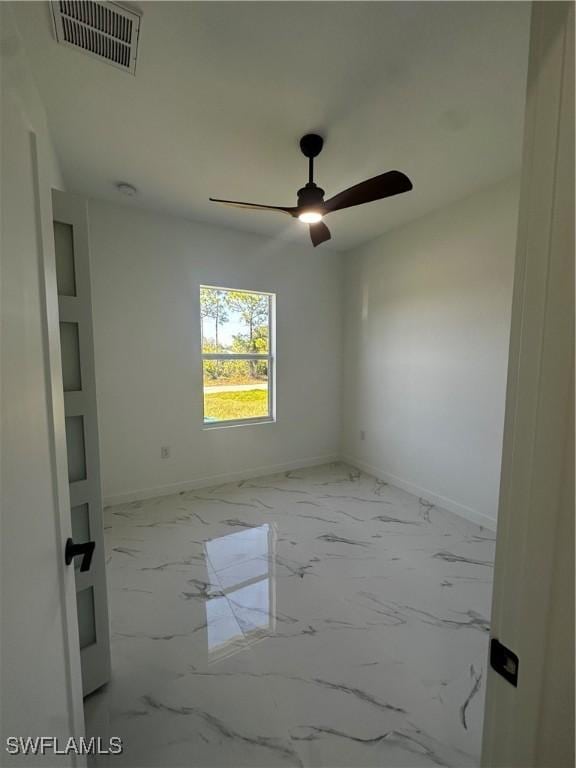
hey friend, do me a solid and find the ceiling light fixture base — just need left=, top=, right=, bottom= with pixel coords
left=116, top=181, right=138, bottom=196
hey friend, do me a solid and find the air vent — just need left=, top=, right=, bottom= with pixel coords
left=50, top=1, right=141, bottom=75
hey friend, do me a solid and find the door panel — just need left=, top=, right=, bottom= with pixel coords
left=481, top=3, right=574, bottom=766
left=0, top=4, right=85, bottom=756
left=53, top=190, right=111, bottom=697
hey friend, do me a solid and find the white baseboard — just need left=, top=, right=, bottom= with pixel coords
left=103, top=454, right=340, bottom=507
left=104, top=452, right=498, bottom=533
left=341, top=454, right=498, bottom=532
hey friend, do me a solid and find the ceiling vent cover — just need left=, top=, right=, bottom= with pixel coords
left=50, top=1, right=141, bottom=75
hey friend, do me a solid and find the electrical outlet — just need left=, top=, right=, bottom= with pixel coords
left=360, top=430, right=366, bottom=441
left=160, top=446, right=170, bottom=459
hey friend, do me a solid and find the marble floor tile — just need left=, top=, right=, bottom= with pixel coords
left=86, top=463, right=495, bottom=767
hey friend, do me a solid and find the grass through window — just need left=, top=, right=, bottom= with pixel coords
left=203, top=388, right=268, bottom=422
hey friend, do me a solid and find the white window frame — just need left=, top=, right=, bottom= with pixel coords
left=200, top=286, right=275, bottom=429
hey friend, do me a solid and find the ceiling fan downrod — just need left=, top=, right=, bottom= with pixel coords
left=298, top=134, right=325, bottom=207
left=299, top=133, right=324, bottom=186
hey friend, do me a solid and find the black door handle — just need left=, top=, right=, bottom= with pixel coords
left=65, top=538, right=96, bottom=572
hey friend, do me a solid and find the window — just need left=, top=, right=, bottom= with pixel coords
left=200, top=285, right=274, bottom=426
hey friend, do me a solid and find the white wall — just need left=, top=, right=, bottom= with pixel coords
left=88, top=201, right=343, bottom=503
left=342, top=177, right=519, bottom=528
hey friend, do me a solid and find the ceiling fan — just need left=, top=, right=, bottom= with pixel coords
left=209, top=134, right=413, bottom=247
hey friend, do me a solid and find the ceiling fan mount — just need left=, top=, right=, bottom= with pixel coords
left=209, top=133, right=413, bottom=247
left=299, top=133, right=324, bottom=159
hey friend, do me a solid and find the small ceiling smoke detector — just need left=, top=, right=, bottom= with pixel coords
left=116, top=182, right=138, bottom=196
left=50, top=1, right=141, bottom=75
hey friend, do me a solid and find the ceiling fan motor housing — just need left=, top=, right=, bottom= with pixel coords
left=297, top=183, right=325, bottom=209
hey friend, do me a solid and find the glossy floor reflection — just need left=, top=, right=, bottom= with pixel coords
left=205, top=524, right=275, bottom=658
left=86, top=463, right=495, bottom=767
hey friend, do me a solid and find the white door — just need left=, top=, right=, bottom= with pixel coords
left=0, top=4, right=85, bottom=759
left=482, top=2, right=574, bottom=766
left=52, top=190, right=112, bottom=697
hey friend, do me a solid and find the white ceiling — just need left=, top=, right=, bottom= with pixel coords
left=15, top=1, right=530, bottom=251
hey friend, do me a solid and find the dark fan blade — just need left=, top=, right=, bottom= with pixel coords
left=324, top=171, right=412, bottom=213
left=209, top=197, right=296, bottom=215
left=309, top=221, right=331, bottom=247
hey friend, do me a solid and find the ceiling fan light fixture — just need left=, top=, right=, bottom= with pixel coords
left=208, top=132, right=413, bottom=247
left=298, top=210, right=323, bottom=224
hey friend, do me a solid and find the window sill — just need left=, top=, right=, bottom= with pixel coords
left=202, top=417, right=276, bottom=431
